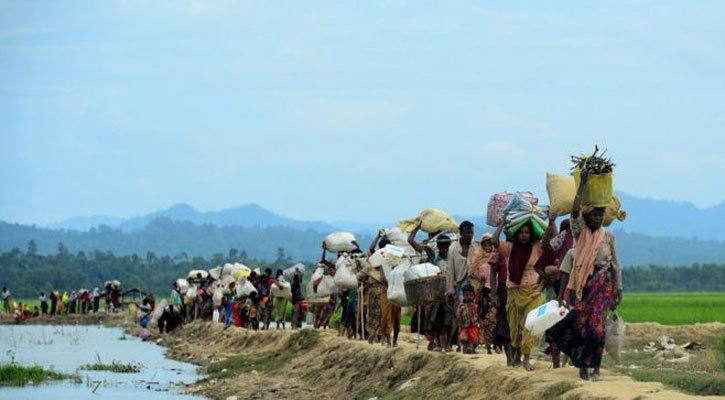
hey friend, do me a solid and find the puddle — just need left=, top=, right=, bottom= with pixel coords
left=0, top=324, right=206, bottom=399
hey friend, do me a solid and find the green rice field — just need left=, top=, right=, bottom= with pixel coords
left=399, top=292, right=725, bottom=326
left=616, top=292, right=725, bottom=325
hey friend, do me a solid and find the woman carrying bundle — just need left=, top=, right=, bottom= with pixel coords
left=367, top=231, right=401, bottom=347
left=539, top=215, right=574, bottom=368
left=469, top=233, right=506, bottom=354
left=546, top=170, right=623, bottom=381
left=493, top=219, right=544, bottom=371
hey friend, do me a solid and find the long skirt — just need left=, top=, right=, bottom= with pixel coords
left=493, top=283, right=510, bottom=346
left=342, top=297, right=357, bottom=329
left=378, top=296, right=401, bottom=337
left=273, top=297, right=288, bottom=323
left=506, top=285, right=543, bottom=354
left=546, top=268, right=614, bottom=369
left=480, top=305, right=497, bottom=345
left=366, top=286, right=384, bottom=336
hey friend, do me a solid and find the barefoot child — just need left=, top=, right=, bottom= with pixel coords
left=457, top=285, right=479, bottom=354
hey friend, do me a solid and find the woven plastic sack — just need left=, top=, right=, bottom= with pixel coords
left=546, top=173, right=576, bottom=216
left=383, top=227, right=408, bottom=246
left=573, top=169, right=614, bottom=207
left=398, top=208, right=459, bottom=233
left=315, top=275, right=338, bottom=298
left=604, top=196, right=627, bottom=227
left=605, top=312, right=626, bottom=363
left=387, top=262, right=411, bottom=306
left=408, top=263, right=441, bottom=280
left=187, top=270, right=209, bottom=280
left=323, top=232, right=358, bottom=253
left=235, top=279, right=257, bottom=297
left=212, top=285, right=223, bottom=306
left=333, top=256, right=359, bottom=289
left=271, top=278, right=292, bottom=299
left=487, top=192, right=538, bottom=227
left=283, top=263, right=306, bottom=282
left=232, top=263, right=252, bottom=280
left=175, top=279, right=190, bottom=293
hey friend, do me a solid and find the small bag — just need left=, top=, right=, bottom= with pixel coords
left=605, top=312, right=626, bottom=363
left=333, top=257, right=359, bottom=289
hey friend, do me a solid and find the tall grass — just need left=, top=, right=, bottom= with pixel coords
left=0, top=363, right=76, bottom=386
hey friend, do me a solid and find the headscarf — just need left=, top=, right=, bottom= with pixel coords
left=556, top=219, right=574, bottom=263
left=566, top=209, right=606, bottom=301
left=469, top=233, right=494, bottom=290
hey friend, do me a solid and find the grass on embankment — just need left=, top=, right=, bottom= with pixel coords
left=205, top=329, right=319, bottom=380
left=0, top=363, right=78, bottom=386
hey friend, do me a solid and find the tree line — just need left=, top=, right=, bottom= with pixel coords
left=1, top=240, right=724, bottom=298
left=0, top=240, right=313, bottom=298
left=3, top=218, right=725, bottom=267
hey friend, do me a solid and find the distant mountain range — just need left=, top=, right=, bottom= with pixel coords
left=42, top=192, right=725, bottom=241
left=0, top=191, right=718, bottom=266
left=47, top=203, right=339, bottom=233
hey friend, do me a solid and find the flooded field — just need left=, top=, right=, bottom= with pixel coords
left=0, top=324, right=205, bottom=400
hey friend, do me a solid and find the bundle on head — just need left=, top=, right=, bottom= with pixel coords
left=570, top=145, right=615, bottom=174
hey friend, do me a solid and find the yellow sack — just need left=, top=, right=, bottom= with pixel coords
left=546, top=173, right=576, bottom=216
left=547, top=172, right=625, bottom=223
left=573, top=169, right=614, bottom=207
left=398, top=208, right=459, bottom=233
left=604, top=196, right=627, bottom=227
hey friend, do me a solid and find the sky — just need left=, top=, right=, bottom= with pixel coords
left=1, top=1, right=724, bottom=225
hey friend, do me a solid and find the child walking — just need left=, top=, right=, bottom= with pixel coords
left=457, top=285, right=479, bottom=354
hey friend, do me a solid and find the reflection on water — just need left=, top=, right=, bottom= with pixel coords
left=0, top=324, right=206, bottom=400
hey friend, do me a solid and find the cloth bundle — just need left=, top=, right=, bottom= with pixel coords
left=487, top=192, right=538, bottom=227
left=502, top=192, right=549, bottom=240
left=323, top=232, right=358, bottom=253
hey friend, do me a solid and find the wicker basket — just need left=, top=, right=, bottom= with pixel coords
left=404, top=275, right=447, bottom=305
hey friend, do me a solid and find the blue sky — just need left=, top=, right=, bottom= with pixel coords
left=1, top=1, right=724, bottom=225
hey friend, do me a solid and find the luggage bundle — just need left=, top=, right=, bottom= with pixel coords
left=398, top=208, right=459, bottom=233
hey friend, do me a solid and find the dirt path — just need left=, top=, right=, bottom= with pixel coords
left=3, top=314, right=722, bottom=399
left=159, top=321, right=725, bottom=400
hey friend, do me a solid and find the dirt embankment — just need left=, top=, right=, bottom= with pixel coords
left=159, top=321, right=725, bottom=400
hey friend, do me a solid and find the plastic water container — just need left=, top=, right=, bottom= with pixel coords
left=384, top=244, right=406, bottom=258
left=525, top=300, right=569, bottom=335
left=369, top=248, right=386, bottom=267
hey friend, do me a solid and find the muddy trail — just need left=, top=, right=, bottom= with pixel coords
left=158, top=321, right=725, bottom=400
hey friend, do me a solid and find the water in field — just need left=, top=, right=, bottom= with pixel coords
left=0, top=324, right=206, bottom=400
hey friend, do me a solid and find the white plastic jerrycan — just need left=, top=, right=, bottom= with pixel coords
left=525, top=300, right=569, bottom=335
